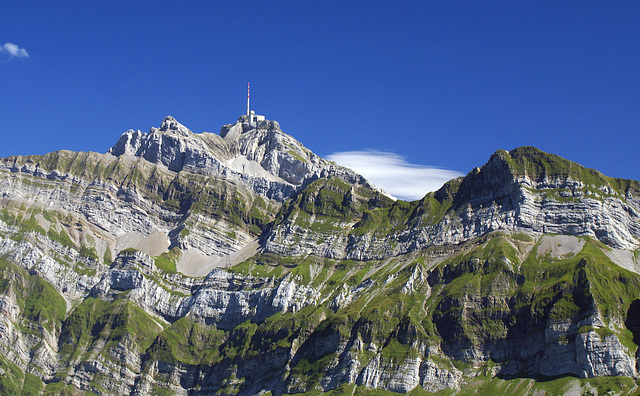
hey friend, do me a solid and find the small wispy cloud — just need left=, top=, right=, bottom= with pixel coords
left=1, top=42, right=29, bottom=59
left=327, top=150, right=464, bottom=201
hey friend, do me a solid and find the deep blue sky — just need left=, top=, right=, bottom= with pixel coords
left=2, top=1, right=639, bottom=185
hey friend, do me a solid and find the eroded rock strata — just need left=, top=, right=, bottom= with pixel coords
left=0, top=115, right=639, bottom=395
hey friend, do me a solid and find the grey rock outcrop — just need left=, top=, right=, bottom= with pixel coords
left=91, top=251, right=318, bottom=330
left=264, top=148, right=640, bottom=260
left=1, top=115, right=640, bottom=396
left=108, top=116, right=384, bottom=202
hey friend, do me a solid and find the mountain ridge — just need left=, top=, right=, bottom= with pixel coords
left=0, top=115, right=639, bottom=395
left=262, top=145, right=640, bottom=262
left=106, top=115, right=387, bottom=202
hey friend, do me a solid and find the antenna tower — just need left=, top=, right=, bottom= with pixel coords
left=246, top=83, right=250, bottom=117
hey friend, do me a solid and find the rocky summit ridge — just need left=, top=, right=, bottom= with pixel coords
left=108, top=115, right=381, bottom=201
left=0, top=115, right=639, bottom=395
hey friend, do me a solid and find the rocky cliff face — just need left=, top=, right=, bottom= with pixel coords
left=264, top=147, right=640, bottom=261
left=0, top=116, right=639, bottom=395
left=108, top=116, right=380, bottom=202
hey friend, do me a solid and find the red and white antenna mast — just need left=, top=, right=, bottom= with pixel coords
left=246, top=83, right=250, bottom=117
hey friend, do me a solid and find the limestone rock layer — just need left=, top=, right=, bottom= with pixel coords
left=0, top=116, right=639, bottom=395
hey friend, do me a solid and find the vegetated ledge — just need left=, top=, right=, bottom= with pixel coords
left=1, top=137, right=640, bottom=394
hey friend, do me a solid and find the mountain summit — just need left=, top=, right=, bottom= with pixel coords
left=108, top=115, right=382, bottom=201
left=0, top=116, right=639, bottom=395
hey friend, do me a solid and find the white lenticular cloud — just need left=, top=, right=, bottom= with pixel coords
left=1, top=42, right=29, bottom=59
left=327, top=150, right=464, bottom=201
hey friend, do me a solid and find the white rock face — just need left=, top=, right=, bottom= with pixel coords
left=539, top=321, right=636, bottom=378
left=419, top=359, right=462, bottom=393
left=0, top=156, right=180, bottom=250
left=576, top=331, right=636, bottom=377
left=0, top=293, right=31, bottom=371
left=90, top=252, right=318, bottom=330
left=405, top=186, right=640, bottom=251
left=264, top=150, right=640, bottom=260
left=108, top=116, right=381, bottom=202
left=0, top=118, right=639, bottom=395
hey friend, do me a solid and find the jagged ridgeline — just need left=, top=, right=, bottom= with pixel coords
left=0, top=115, right=639, bottom=395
